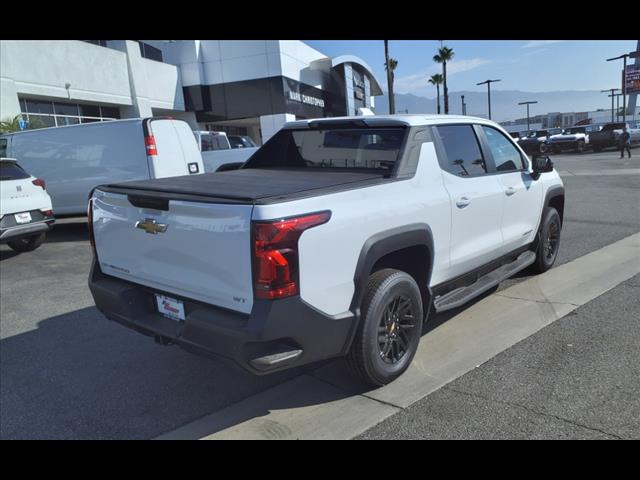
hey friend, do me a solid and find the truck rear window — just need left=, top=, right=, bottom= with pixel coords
left=0, top=161, right=30, bottom=181
left=244, top=127, right=406, bottom=173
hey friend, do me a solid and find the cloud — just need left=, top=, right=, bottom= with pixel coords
left=521, top=40, right=564, bottom=49
left=393, top=58, right=492, bottom=94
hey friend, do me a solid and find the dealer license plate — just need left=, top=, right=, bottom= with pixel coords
left=155, top=294, right=185, bottom=322
left=14, top=212, right=32, bottom=224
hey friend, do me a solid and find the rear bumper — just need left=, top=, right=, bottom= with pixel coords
left=0, top=218, right=54, bottom=242
left=88, top=260, right=357, bottom=374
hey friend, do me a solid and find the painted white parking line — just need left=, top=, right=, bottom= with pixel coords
left=157, top=233, right=640, bottom=440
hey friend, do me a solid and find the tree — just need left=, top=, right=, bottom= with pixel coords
left=428, top=74, right=443, bottom=114
left=0, top=115, right=46, bottom=134
left=433, top=46, right=455, bottom=114
left=384, top=40, right=396, bottom=114
left=0, top=115, right=23, bottom=134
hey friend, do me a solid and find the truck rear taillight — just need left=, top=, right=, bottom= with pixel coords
left=41, top=209, right=53, bottom=218
left=252, top=211, right=331, bottom=300
left=145, top=135, right=158, bottom=156
left=32, top=178, right=46, bottom=190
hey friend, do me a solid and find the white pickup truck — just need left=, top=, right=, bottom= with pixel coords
left=88, top=115, right=565, bottom=385
left=194, top=130, right=259, bottom=173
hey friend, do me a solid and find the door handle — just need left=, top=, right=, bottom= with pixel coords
left=505, top=186, right=517, bottom=196
left=456, top=196, right=471, bottom=208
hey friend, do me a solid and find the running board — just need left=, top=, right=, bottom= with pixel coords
left=434, top=251, right=536, bottom=313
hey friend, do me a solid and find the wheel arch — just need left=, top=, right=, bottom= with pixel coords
left=349, top=224, right=434, bottom=318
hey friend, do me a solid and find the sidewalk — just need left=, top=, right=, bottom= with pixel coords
left=357, top=274, right=640, bottom=440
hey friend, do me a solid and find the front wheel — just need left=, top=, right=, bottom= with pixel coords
left=347, top=269, right=423, bottom=386
left=7, top=232, right=46, bottom=252
left=575, top=140, right=585, bottom=153
left=539, top=143, right=549, bottom=154
left=531, top=208, right=561, bottom=274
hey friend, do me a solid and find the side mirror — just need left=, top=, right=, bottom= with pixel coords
left=531, top=155, right=553, bottom=180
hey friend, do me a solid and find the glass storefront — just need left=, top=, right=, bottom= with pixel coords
left=18, top=98, right=121, bottom=129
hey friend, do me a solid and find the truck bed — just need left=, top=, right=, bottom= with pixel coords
left=98, top=167, right=392, bottom=205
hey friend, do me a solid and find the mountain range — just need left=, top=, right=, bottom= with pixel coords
left=374, top=90, right=616, bottom=122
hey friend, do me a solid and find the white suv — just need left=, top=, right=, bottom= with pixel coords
left=0, top=158, right=54, bottom=252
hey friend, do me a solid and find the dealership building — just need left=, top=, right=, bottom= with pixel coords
left=0, top=40, right=383, bottom=144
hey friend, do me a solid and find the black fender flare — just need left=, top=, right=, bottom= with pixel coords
left=533, top=184, right=565, bottom=250
left=341, top=224, right=435, bottom=352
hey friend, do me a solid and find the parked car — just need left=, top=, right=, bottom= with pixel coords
left=548, top=126, right=590, bottom=153
left=0, top=158, right=55, bottom=252
left=589, top=122, right=640, bottom=152
left=518, top=128, right=562, bottom=154
left=0, top=118, right=204, bottom=216
left=228, top=135, right=258, bottom=149
left=88, top=115, right=564, bottom=386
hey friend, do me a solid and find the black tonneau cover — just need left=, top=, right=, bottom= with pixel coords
left=99, top=168, right=392, bottom=205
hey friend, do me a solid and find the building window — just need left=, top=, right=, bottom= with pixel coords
left=83, top=40, right=108, bottom=48
left=19, top=98, right=120, bottom=130
left=138, top=42, right=163, bottom=62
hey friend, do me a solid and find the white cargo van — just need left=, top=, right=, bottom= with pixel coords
left=0, top=118, right=204, bottom=216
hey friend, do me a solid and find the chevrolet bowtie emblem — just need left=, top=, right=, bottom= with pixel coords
left=135, top=218, right=168, bottom=234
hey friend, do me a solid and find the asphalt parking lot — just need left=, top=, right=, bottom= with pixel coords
left=1, top=148, right=638, bottom=439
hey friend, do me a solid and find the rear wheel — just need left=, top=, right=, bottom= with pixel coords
left=531, top=208, right=561, bottom=274
left=7, top=232, right=46, bottom=252
left=347, top=269, right=423, bottom=386
left=539, top=143, right=549, bottom=154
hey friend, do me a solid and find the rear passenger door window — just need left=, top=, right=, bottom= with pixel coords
left=481, top=126, right=525, bottom=172
left=436, top=125, right=487, bottom=176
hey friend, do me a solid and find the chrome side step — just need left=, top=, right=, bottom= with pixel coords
left=434, top=251, right=536, bottom=313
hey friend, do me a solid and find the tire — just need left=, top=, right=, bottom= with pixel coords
left=539, top=143, right=549, bottom=154
left=531, top=208, right=561, bottom=274
left=347, top=269, right=423, bottom=386
left=575, top=140, right=585, bottom=153
left=7, top=232, right=46, bottom=252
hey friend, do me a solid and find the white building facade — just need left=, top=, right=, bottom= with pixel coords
left=0, top=40, right=383, bottom=144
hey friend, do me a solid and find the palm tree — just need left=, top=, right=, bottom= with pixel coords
left=433, top=45, right=455, bottom=114
left=428, top=74, right=443, bottom=114
left=0, top=115, right=23, bottom=134
left=384, top=40, right=396, bottom=114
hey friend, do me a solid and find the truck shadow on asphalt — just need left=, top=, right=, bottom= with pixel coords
left=44, top=219, right=89, bottom=243
left=0, top=286, right=500, bottom=439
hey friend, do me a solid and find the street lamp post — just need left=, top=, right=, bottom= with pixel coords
left=601, top=88, right=621, bottom=123
left=477, top=79, right=501, bottom=120
left=461, top=95, right=466, bottom=115
left=518, top=100, right=538, bottom=131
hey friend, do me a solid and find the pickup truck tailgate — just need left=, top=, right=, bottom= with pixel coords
left=91, top=188, right=254, bottom=314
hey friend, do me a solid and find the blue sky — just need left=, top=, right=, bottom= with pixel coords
left=305, top=40, right=639, bottom=98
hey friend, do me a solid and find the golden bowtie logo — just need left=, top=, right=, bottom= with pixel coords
left=135, top=218, right=168, bottom=234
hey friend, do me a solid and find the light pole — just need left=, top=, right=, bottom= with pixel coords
left=477, top=79, right=501, bottom=120
left=601, top=88, right=621, bottom=122
left=461, top=95, right=466, bottom=115
left=518, top=100, right=538, bottom=131
left=607, top=52, right=633, bottom=121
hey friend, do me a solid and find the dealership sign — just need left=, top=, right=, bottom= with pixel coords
left=625, top=64, right=640, bottom=94
left=288, top=90, right=325, bottom=108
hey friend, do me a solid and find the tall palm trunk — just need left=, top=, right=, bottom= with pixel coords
left=443, top=61, right=449, bottom=114
left=436, top=85, right=441, bottom=114
left=384, top=40, right=395, bottom=114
